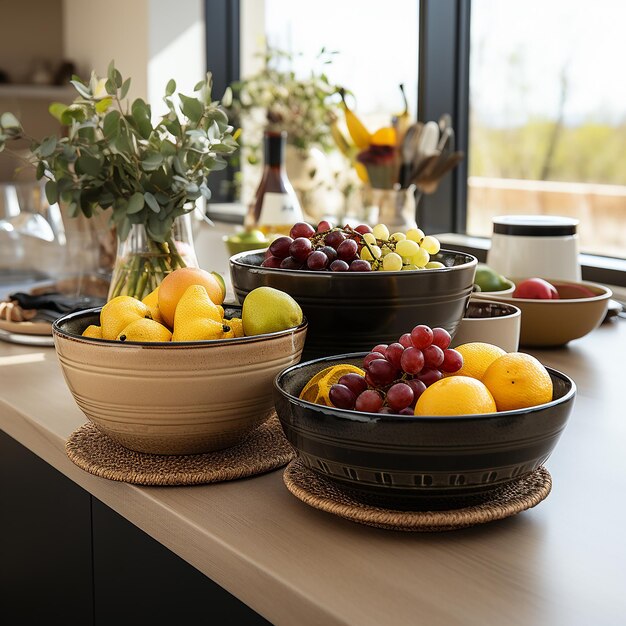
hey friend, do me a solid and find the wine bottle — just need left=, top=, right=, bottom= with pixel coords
left=247, top=130, right=303, bottom=235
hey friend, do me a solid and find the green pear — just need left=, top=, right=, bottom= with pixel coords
left=242, top=287, right=303, bottom=336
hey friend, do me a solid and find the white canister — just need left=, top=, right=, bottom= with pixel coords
left=487, top=215, right=581, bottom=281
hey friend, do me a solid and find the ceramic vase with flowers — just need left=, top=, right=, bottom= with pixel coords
left=0, top=62, right=238, bottom=300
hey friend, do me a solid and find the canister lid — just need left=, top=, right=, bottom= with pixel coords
left=492, top=215, right=578, bottom=237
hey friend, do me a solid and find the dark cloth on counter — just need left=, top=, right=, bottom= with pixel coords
left=9, top=291, right=105, bottom=318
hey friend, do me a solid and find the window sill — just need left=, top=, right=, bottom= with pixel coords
left=437, top=232, right=626, bottom=289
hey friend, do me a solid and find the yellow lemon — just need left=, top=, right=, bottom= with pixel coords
left=481, top=352, right=553, bottom=412
left=172, top=318, right=231, bottom=342
left=227, top=317, right=244, bottom=338
left=82, top=325, right=102, bottom=339
left=117, top=318, right=172, bottom=342
left=450, top=342, right=506, bottom=380
left=100, top=296, right=152, bottom=340
left=141, top=287, right=164, bottom=325
left=299, top=364, right=366, bottom=406
left=174, top=284, right=222, bottom=324
left=414, top=376, right=497, bottom=416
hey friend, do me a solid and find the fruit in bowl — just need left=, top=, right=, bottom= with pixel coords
left=261, top=221, right=445, bottom=272
left=81, top=267, right=303, bottom=343
left=53, top=269, right=307, bottom=455
left=273, top=329, right=576, bottom=508
left=474, top=264, right=514, bottom=295
left=230, top=221, right=477, bottom=358
left=473, top=277, right=612, bottom=346
left=223, top=229, right=273, bottom=256
left=513, top=277, right=559, bottom=300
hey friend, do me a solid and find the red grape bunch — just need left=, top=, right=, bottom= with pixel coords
left=328, top=325, right=464, bottom=415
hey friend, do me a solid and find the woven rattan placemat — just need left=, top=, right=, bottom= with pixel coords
left=283, top=459, right=552, bottom=532
left=66, top=416, right=295, bottom=486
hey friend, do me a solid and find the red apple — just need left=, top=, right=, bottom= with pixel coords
left=513, top=278, right=559, bottom=300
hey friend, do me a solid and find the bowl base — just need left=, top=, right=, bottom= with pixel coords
left=284, top=458, right=552, bottom=529
left=303, top=464, right=544, bottom=511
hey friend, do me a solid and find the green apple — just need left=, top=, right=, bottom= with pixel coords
left=237, top=229, right=267, bottom=243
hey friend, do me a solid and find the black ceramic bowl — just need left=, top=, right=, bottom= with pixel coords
left=230, top=248, right=477, bottom=359
left=274, top=354, right=576, bottom=509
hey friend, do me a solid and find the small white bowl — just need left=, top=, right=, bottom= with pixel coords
left=451, top=298, right=521, bottom=352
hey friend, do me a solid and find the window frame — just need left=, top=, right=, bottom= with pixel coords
left=208, top=0, right=626, bottom=287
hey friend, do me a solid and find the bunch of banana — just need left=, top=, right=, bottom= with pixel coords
left=331, top=93, right=369, bottom=182
left=339, top=88, right=371, bottom=149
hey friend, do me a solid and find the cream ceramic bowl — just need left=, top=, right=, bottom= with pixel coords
left=451, top=299, right=521, bottom=352
left=53, top=306, right=307, bottom=455
left=472, top=278, right=611, bottom=347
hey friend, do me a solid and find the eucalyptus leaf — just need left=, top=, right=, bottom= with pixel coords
left=179, top=94, right=203, bottom=123
left=1, top=112, right=21, bottom=129
left=142, top=153, right=163, bottom=171
left=144, top=192, right=160, bottom=213
left=126, top=192, right=145, bottom=215
left=95, top=97, right=112, bottom=114
left=131, top=99, right=152, bottom=139
left=39, top=136, right=57, bottom=158
left=120, top=78, right=131, bottom=99
left=118, top=218, right=132, bottom=242
left=103, top=110, right=121, bottom=140
left=70, top=80, right=92, bottom=99
left=45, top=180, right=58, bottom=205
left=76, top=154, right=102, bottom=176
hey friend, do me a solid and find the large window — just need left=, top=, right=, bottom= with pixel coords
left=468, top=0, right=626, bottom=259
left=229, top=0, right=626, bottom=274
left=262, top=0, right=419, bottom=124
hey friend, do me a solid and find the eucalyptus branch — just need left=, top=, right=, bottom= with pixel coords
left=0, top=60, right=238, bottom=243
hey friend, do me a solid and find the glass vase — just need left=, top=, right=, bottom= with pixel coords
left=107, top=213, right=198, bottom=301
left=362, top=184, right=418, bottom=232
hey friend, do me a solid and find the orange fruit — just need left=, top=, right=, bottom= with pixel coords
left=451, top=342, right=506, bottom=380
left=158, top=267, right=224, bottom=328
left=299, top=364, right=366, bottom=406
left=481, top=352, right=553, bottom=412
left=414, top=376, right=496, bottom=416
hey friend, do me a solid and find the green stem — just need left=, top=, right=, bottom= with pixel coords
left=110, top=264, right=127, bottom=299
left=125, top=254, right=142, bottom=298
left=135, top=262, right=150, bottom=300
left=165, top=237, right=187, bottom=269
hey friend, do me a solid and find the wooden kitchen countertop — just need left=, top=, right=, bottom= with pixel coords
left=1, top=318, right=625, bottom=626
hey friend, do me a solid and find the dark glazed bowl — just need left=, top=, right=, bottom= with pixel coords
left=274, top=354, right=576, bottom=509
left=230, top=249, right=477, bottom=359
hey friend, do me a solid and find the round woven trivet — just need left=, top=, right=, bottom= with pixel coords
left=283, top=459, right=552, bottom=532
left=66, top=416, right=295, bottom=486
